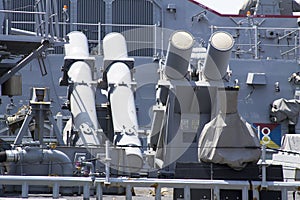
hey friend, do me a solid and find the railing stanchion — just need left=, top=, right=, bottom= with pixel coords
left=126, top=184, right=132, bottom=200
left=22, top=182, right=29, bottom=198
left=96, top=183, right=103, bottom=200
left=155, top=184, right=161, bottom=200
left=214, top=185, right=220, bottom=200
left=184, top=185, right=190, bottom=200
left=53, top=182, right=59, bottom=199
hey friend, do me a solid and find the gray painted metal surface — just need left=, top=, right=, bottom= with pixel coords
left=1, top=0, right=300, bottom=199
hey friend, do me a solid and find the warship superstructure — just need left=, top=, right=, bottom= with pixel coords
left=0, top=0, right=300, bottom=199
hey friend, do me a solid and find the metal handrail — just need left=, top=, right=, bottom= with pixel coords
left=1, top=0, right=61, bottom=40
left=0, top=175, right=299, bottom=200
left=94, top=178, right=300, bottom=200
left=0, top=175, right=92, bottom=199
left=95, top=177, right=250, bottom=200
left=0, top=10, right=46, bottom=15
left=9, top=12, right=300, bottom=59
left=281, top=45, right=300, bottom=56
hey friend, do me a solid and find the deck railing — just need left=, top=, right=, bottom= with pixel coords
left=0, top=0, right=61, bottom=40
left=3, top=6, right=300, bottom=60
left=0, top=1, right=299, bottom=60
left=0, top=175, right=299, bottom=200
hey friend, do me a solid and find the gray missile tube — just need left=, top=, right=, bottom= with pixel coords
left=203, top=31, right=234, bottom=81
left=164, top=30, right=195, bottom=80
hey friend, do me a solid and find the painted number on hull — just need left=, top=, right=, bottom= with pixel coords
left=257, top=126, right=271, bottom=144
left=253, top=123, right=281, bottom=149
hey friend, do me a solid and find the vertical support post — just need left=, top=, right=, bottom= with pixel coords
left=4, top=0, right=12, bottom=35
left=105, top=140, right=111, bottom=183
left=155, top=184, right=161, bottom=200
left=214, top=186, right=220, bottom=200
left=261, top=145, right=267, bottom=188
left=254, top=25, right=259, bottom=59
left=70, top=0, right=78, bottom=32
left=281, top=188, right=287, bottom=200
left=104, top=0, right=113, bottom=34
left=52, top=0, right=60, bottom=37
left=48, top=0, right=54, bottom=38
left=36, top=0, right=45, bottom=36
left=83, top=183, right=90, bottom=200
left=98, top=22, right=102, bottom=56
left=242, top=186, right=248, bottom=200
left=53, top=182, right=59, bottom=199
left=34, top=3, right=38, bottom=36
left=126, top=184, right=132, bottom=200
left=5, top=18, right=8, bottom=35
left=63, top=10, right=67, bottom=37
left=253, top=0, right=260, bottom=15
left=252, top=187, right=260, bottom=200
left=22, top=182, right=29, bottom=198
left=45, top=0, right=50, bottom=38
left=96, top=183, right=103, bottom=200
left=56, top=112, right=63, bottom=134
left=298, top=28, right=300, bottom=61
left=154, top=24, right=157, bottom=56
left=184, top=185, right=190, bottom=200
left=294, top=35, right=297, bottom=59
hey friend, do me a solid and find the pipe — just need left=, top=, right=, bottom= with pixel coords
left=43, top=149, right=73, bottom=176
left=1, top=147, right=73, bottom=176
